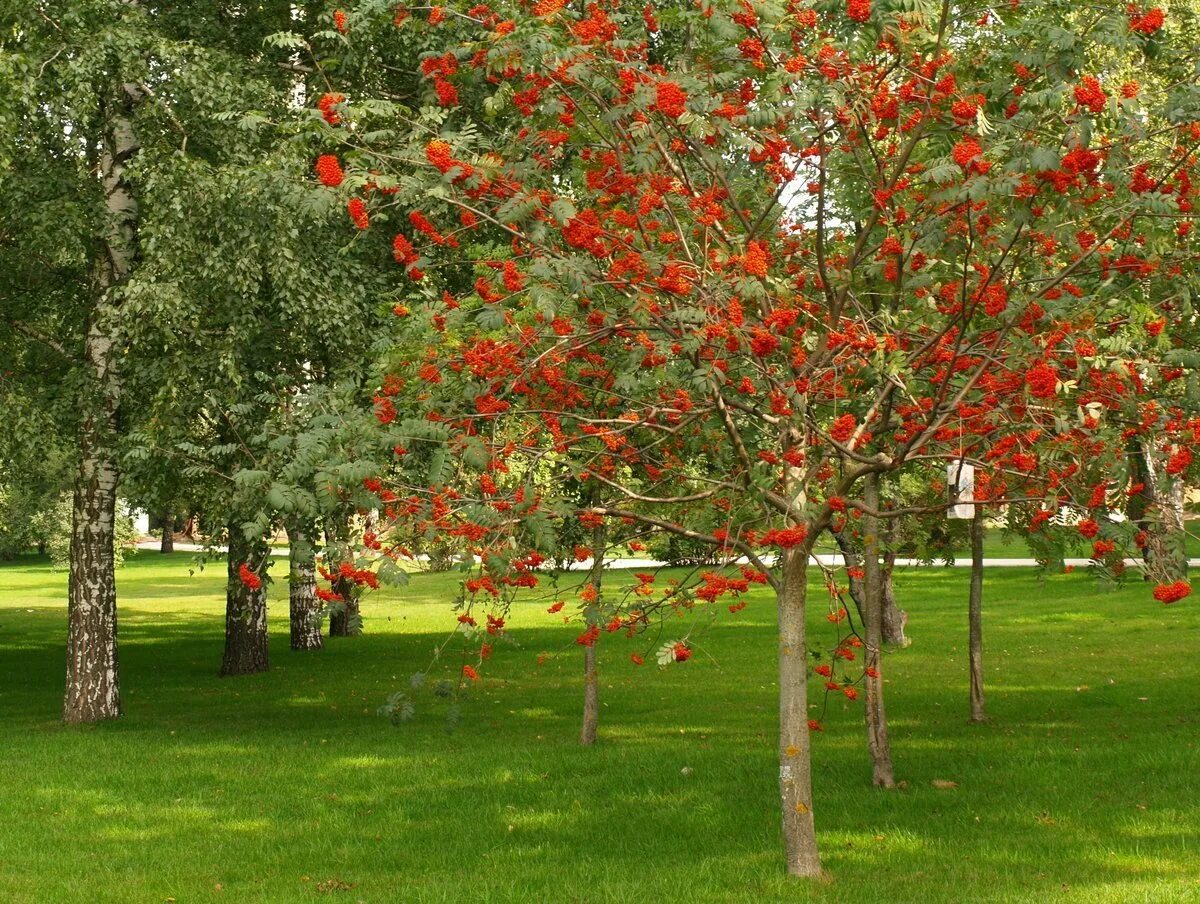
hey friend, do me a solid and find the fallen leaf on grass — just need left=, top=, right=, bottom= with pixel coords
left=315, top=878, right=357, bottom=893
left=931, top=779, right=958, bottom=790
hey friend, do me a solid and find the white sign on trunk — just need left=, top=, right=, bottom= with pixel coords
left=947, top=460, right=975, bottom=519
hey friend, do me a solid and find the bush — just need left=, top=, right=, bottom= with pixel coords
left=0, top=484, right=59, bottom=559
left=642, top=531, right=719, bottom=567
left=45, top=494, right=139, bottom=570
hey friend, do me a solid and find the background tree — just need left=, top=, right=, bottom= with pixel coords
left=0, top=0, right=410, bottom=712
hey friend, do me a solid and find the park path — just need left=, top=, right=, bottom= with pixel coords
left=135, top=541, right=1199, bottom=571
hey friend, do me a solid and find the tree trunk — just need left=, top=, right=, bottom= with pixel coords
left=861, top=474, right=896, bottom=788
left=327, top=574, right=358, bottom=636
left=64, top=443, right=121, bottom=723
left=579, top=520, right=605, bottom=746
left=1157, top=476, right=1189, bottom=580
left=879, top=550, right=907, bottom=646
left=834, top=530, right=867, bottom=623
left=286, top=524, right=322, bottom=652
left=220, top=526, right=270, bottom=676
left=63, top=78, right=145, bottom=724
left=325, top=522, right=360, bottom=636
left=159, top=510, right=174, bottom=553
left=834, top=529, right=906, bottom=645
left=968, top=505, right=986, bottom=723
left=777, top=548, right=821, bottom=877
left=1127, top=436, right=1154, bottom=564
left=1129, top=439, right=1188, bottom=581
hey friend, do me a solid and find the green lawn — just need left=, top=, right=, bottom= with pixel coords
left=0, top=552, right=1197, bottom=903
left=809, top=525, right=1200, bottom=561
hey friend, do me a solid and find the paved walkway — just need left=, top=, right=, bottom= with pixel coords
left=136, top=541, right=1197, bottom=571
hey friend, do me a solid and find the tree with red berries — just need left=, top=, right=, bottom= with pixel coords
left=315, top=0, right=1199, bottom=876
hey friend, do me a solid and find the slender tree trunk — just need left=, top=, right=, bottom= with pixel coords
left=834, top=529, right=906, bottom=645
left=778, top=548, right=821, bottom=877
left=834, top=530, right=867, bottom=624
left=879, top=550, right=907, bottom=646
left=968, top=505, right=986, bottom=723
left=159, top=510, right=174, bottom=553
left=1127, top=436, right=1154, bottom=566
left=579, top=644, right=599, bottom=743
left=286, top=524, right=322, bottom=652
left=63, top=78, right=144, bottom=724
left=861, top=474, right=896, bottom=787
left=220, top=526, right=270, bottom=676
left=325, top=522, right=360, bottom=636
left=580, top=520, right=605, bottom=746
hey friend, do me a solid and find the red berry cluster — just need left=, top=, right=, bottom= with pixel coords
left=655, top=82, right=688, bottom=118
left=1129, top=6, right=1164, bottom=34
left=1074, top=76, right=1107, bottom=114
left=318, top=92, right=345, bottom=125
left=347, top=198, right=368, bottom=230
left=1153, top=580, right=1192, bottom=604
left=314, top=154, right=343, bottom=187
left=237, top=563, right=261, bottom=591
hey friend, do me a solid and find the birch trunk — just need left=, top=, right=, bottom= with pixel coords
left=1158, top=477, right=1188, bottom=580
left=63, top=78, right=144, bottom=724
left=286, top=524, right=323, bottom=651
left=64, top=440, right=122, bottom=723
left=579, top=520, right=605, bottom=746
left=1129, top=439, right=1188, bottom=580
left=861, top=474, right=896, bottom=787
left=778, top=548, right=821, bottom=876
left=220, top=526, right=270, bottom=676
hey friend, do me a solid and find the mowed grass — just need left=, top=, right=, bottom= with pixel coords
left=810, top=525, right=1200, bottom=561
left=0, top=552, right=1197, bottom=904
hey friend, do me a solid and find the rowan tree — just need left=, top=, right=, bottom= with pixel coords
left=312, top=0, right=1199, bottom=876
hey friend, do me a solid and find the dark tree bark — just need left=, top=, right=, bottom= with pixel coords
left=579, top=520, right=605, bottom=746
left=968, top=504, right=986, bottom=723
left=327, top=574, right=358, bottom=636
left=777, top=547, right=821, bottom=876
left=286, top=524, right=322, bottom=652
left=220, top=526, right=270, bottom=676
left=325, top=522, right=360, bottom=637
left=159, top=510, right=174, bottom=553
left=861, top=474, right=897, bottom=787
left=879, top=549, right=907, bottom=646
left=1127, top=436, right=1154, bottom=549
left=63, top=79, right=145, bottom=724
left=833, top=529, right=906, bottom=646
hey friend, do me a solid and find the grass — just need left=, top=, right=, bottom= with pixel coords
left=807, top=524, right=1200, bottom=561
left=0, top=551, right=1197, bottom=903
